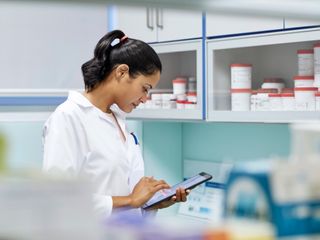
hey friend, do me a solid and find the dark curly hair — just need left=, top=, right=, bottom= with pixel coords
left=81, top=30, right=162, bottom=92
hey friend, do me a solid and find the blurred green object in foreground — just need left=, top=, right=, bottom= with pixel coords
left=0, top=133, right=7, bottom=173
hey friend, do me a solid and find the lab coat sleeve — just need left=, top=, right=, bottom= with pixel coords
left=93, top=194, right=113, bottom=217
left=42, top=110, right=87, bottom=176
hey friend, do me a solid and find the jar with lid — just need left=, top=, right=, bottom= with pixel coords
left=230, top=64, right=252, bottom=89
left=314, top=43, right=320, bottom=87
left=294, top=87, right=318, bottom=111
left=281, top=92, right=295, bottom=111
left=231, top=88, right=251, bottom=111
left=250, top=90, right=258, bottom=111
left=256, top=88, right=278, bottom=111
left=172, top=77, right=187, bottom=95
left=185, top=101, right=197, bottom=109
left=269, top=93, right=282, bottom=111
left=261, top=78, right=285, bottom=92
left=151, top=93, right=162, bottom=109
left=176, top=100, right=186, bottom=109
left=297, top=49, right=314, bottom=76
left=162, top=93, right=176, bottom=109
left=186, top=92, right=197, bottom=103
left=294, top=76, right=315, bottom=88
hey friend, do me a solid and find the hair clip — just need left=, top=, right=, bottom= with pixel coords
left=111, top=38, right=120, bottom=47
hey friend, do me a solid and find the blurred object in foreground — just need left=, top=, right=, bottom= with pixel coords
left=225, top=159, right=320, bottom=238
left=290, top=123, right=320, bottom=162
left=0, top=175, right=103, bottom=240
left=0, top=133, right=7, bottom=173
left=103, top=210, right=274, bottom=240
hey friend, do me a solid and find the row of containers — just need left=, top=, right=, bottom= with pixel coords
left=137, top=76, right=198, bottom=110
left=231, top=42, right=320, bottom=111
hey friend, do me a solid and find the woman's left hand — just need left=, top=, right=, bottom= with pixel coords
left=148, top=187, right=190, bottom=210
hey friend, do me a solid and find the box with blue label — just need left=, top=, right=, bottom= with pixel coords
left=225, top=160, right=320, bottom=238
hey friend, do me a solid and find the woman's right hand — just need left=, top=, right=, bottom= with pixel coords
left=129, top=176, right=170, bottom=208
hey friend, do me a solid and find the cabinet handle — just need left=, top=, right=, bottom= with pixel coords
left=156, top=8, right=163, bottom=29
left=146, top=7, right=154, bottom=30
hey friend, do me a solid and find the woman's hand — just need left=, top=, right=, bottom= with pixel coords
left=129, top=176, right=170, bottom=208
left=147, top=187, right=191, bottom=210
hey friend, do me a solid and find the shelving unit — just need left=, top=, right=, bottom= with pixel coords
left=127, top=40, right=203, bottom=120
left=207, top=28, right=320, bottom=122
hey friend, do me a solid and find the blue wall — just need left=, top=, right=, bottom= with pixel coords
left=182, top=122, right=291, bottom=162
left=142, top=121, right=290, bottom=215
left=143, top=122, right=290, bottom=178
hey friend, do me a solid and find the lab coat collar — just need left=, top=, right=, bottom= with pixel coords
left=68, top=91, right=127, bottom=131
left=68, top=90, right=92, bottom=108
left=68, top=91, right=112, bottom=122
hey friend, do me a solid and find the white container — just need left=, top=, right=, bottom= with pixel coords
left=231, top=63, right=252, bottom=89
left=281, top=92, right=295, bottom=111
left=294, top=75, right=315, bottom=87
left=188, top=77, right=197, bottom=92
left=297, top=49, right=314, bottom=76
left=186, top=92, right=197, bottom=103
left=172, top=77, right=187, bottom=95
left=256, top=88, right=278, bottom=111
left=231, top=88, right=251, bottom=111
left=185, top=101, right=197, bottom=109
left=176, top=94, right=187, bottom=101
left=151, top=93, right=162, bottom=109
left=316, top=92, right=320, bottom=111
left=294, top=87, right=318, bottom=111
left=268, top=93, right=282, bottom=111
left=261, top=78, right=285, bottom=92
left=176, top=100, right=185, bottom=109
left=144, top=97, right=153, bottom=109
left=162, top=93, right=176, bottom=109
left=250, top=90, right=258, bottom=111
left=314, top=43, right=320, bottom=87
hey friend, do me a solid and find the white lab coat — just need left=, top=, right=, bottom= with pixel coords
left=43, top=91, right=145, bottom=217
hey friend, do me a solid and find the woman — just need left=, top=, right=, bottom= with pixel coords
left=43, top=30, right=188, bottom=217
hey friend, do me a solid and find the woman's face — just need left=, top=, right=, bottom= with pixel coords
left=116, top=70, right=160, bottom=113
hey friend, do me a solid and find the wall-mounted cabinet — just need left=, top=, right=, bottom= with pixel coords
left=127, top=40, right=203, bottom=120
left=207, top=29, right=320, bottom=123
left=284, top=18, right=320, bottom=29
left=206, top=13, right=283, bottom=38
left=114, top=6, right=202, bottom=43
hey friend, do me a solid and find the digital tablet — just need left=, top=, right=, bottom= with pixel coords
left=142, top=172, right=212, bottom=210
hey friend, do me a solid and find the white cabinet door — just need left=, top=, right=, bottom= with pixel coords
left=115, top=6, right=202, bottom=43
left=115, top=6, right=157, bottom=43
left=157, top=9, right=202, bottom=41
left=285, top=18, right=320, bottom=29
left=206, top=14, right=283, bottom=37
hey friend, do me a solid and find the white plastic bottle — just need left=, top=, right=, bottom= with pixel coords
left=313, top=43, right=320, bottom=87
left=231, top=88, right=251, bottom=111
left=230, top=64, right=252, bottom=89
left=297, top=49, right=314, bottom=76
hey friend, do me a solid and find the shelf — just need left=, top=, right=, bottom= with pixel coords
left=207, top=111, right=320, bottom=123
left=127, top=40, right=204, bottom=120
left=128, top=109, right=203, bottom=121
left=207, top=28, right=320, bottom=122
